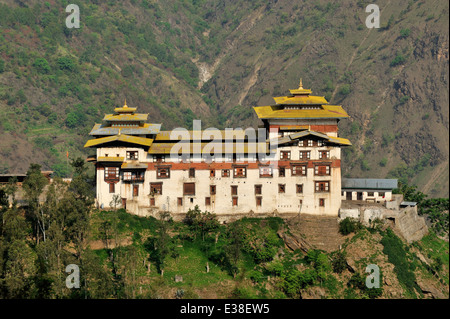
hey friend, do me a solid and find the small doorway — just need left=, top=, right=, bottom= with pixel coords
left=346, top=191, right=352, bottom=200
left=121, top=198, right=127, bottom=209
left=133, top=185, right=139, bottom=197
left=357, top=192, right=363, bottom=201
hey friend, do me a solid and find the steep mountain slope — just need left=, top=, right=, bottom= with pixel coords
left=0, top=0, right=448, bottom=196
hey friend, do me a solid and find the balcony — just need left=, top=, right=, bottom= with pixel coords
left=123, top=176, right=145, bottom=183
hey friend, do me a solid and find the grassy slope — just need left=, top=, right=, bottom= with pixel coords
left=88, top=209, right=449, bottom=299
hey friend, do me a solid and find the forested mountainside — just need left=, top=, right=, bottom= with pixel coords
left=0, top=0, right=448, bottom=196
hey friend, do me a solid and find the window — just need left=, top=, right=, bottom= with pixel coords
left=280, top=151, right=291, bottom=160
left=123, top=171, right=144, bottom=182
left=150, top=197, right=155, bottom=206
left=314, top=165, right=330, bottom=176
left=232, top=197, right=238, bottom=206
left=109, top=183, right=115, bottom=193
left=299, top=151, right=311, bottom=160
left=256, top=196, right=262, bottom=206
left=210, top=169, right=215, bottom=177
left=133, top=185, right=139, bottom=197
left=222, top=169, right=230, bottom=177
left=259, top=166, right=273, bottom=177
left=292, top=165, right=307, bottom=176
left=126, top=151, right=138, bottom=160
left=255, top=184, right=262, bottom=195
left=210, top=185, right=216, bottom=195
left=278, top=184, right=286, bottom=193
left=315, top=181, right=330, bottom=192
left=153, top=155, right=165, bottom=163
left=157, top=167, right=170, bottom=178
left=105, top=167, right=119, bottom=181
left=319, top=198, right=325, bottom=207
left=279, top=167, right=285, bottom=177
left=319, top=151, right=329, bottom=159
left=308, top=140, right=313, bottom=147
left=317, top=140, right=323, bottom=147
left=379, top=192, right=385, bottom=197
left=233, top=166, right=247, bottom=178
left=183, top=182, right=195, bottom=195
left=298, top=140, right=304, bottom=147
left=296, top=184, right=303, bottom=194
left=189, top=168, right=195, bottom=178
left=368, top=192, right=374, bottom=197
left=177, top=197, right=183, bottom=206
left=205, top=197, right=211, bottom=206
left=231, top=185, right=238, bottom=196
left=150, top=182, right=162, bottom=195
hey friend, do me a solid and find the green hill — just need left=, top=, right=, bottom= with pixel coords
left=0, top=0, right=448, bottom=196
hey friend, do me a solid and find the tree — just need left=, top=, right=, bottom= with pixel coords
left=23, top=164, right=49, bottom=244
left=224, top=222, right=243, bottom=278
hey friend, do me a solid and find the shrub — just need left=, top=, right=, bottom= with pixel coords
left=33, top=58, right=50, bottom=74
left=390, top=54, right=406, bottom=67
left=339, top=217, right=361, bottom=235
left=0, top=59, right=4, bottom=73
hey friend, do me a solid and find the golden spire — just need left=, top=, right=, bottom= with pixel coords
left=123, top=98, right=128, bottom=108
left=299, top=78, right=303, bottom=89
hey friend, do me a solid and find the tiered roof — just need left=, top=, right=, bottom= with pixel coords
left=253, top=79, right=349, bottom=120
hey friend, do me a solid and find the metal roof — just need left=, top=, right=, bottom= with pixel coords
left=253, top=104, right=349, bottom=120
left=400, top=201, right=417, bottom=207
left=84, top=134, right=154, bottom=148
left=273, top=130, right=351, bottom=146
left=342, top=178, right=398, bottom=190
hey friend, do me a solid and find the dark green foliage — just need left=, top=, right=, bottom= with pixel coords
left=331, top=250, right=347, bottom=274
left=339, top=217, right=361, bottom=235
left=381, top=228, right=421, bottom=297
left=33, top=58, right=51, bottom=74
left=390, top=54, right=406, bottom=67
left=0, top=59, right=5, bottom=73
left=418, top=198, right=449, bottom=235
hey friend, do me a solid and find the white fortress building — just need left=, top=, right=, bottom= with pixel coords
left=85, top=81, right=353, bottom=220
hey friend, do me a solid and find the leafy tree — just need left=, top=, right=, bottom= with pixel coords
left=33, top=58, right=50, bottom=74
left=23, top=164, right=49, bottom=244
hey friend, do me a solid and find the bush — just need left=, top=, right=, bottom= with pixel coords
left=390, top=54, right=406, bottom=67
left=339, top=217, right=361, bottom=235
left=33, top=58, right=50, bottom=74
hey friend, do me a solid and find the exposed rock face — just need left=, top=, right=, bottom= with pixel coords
left=394, top=207, right=429, bottom=244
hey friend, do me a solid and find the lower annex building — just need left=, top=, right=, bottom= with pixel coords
left=85, top=81, right=352, bottom=220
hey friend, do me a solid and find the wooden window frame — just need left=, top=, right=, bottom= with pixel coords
left=105, top=167, right=120, bottom=181
left=183, top=182, right=196, bottom=196
left=319, top=198, right=325, bottom=207
left=315, top=181, right=330, bottom=193
left=299, top=151, right=311, bottom=160
left=109, top=183, right=115, bottom=193
left=177, top=197, right=183, bottom=206
left=133, top=184, right=139, bottom=197
left=292, top=165, right=307, bottom=176
left=280, top=150, right=291, bottom=160
left=254, top=184, right=262, bottom=195
left=279, top=166, right=286, bottom=177
left=126, top=151, right=138, bottom=160
left=296, top=184, right=303, bottom=194
left=259, top=166, right=273, bottom=178
left=210, top=185, right=216, bottom=195
left=278, top=184, right=286, bottom=194
left=210, top=169, right=215, bottom=177
left=150, top=182, right=163, bottom=195
left=222, top=169, right=230, bottom=177
left=256, top=196, right=262, bottom=207
left=233, top=166, right=247, bottom=178
left=232, top=196, right=238, bottom=206
left=189, top=168, right=195, bottom=178
left=205, top=197, right=211, bottom=206
left=231, top=185, right=238, bottom=196
left=157, top=167, right=170, bottom=179
left=319, top=151, right=330, bottom=159
left=314, top=165, right=330, bottom=176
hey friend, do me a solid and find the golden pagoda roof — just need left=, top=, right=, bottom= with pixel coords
left=253, top=104, right=349, bottom=119
left=114, top=99, right=137, bottom=113
left=84, top=134, right=154, bottom=148
left=254, top=79, right=349, bottom=120
left=103, top=113, right=149, bottom=122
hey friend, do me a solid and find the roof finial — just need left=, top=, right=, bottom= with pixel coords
left=124, top=98, right=128, bottom=108
left=299, top=78, right=303, bottom=89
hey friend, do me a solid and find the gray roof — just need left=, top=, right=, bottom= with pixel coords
left=400, top=201, right=417, bottom=207
left=342, top=178, right=398, bottom=190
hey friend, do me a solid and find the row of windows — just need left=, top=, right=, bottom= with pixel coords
left=147, top=181, right=330, bottom=196
left=280, top=150, right=329, bottom=160
left=155, top=165, right=331, bottom=179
